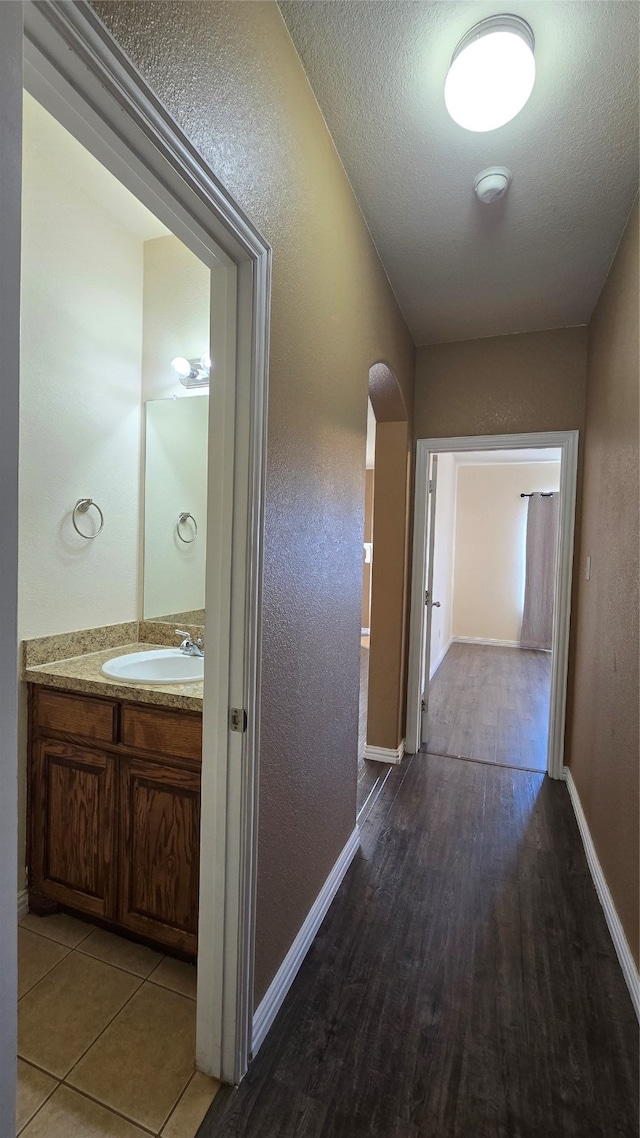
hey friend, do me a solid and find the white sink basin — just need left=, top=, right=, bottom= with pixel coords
left=101, top=649, right=204, bottom=684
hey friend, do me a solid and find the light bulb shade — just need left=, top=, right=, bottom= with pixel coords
left=200, top=353, right=211, bottom=370
left=445, top=15, right=535, bottom=132
left=171, top=356, right=192, bottom=379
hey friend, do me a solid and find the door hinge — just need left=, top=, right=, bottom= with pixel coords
left=428, top=479, right=434, bottom=493
left=229, top=707, right=248, bottom=733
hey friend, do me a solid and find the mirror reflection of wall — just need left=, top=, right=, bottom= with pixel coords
left=140, top=235, right=211, bottom=624
left=143, top=397, right=208, bottom=622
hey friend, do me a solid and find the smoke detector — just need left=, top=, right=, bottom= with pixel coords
left=473, top=166, right=512, bottom=203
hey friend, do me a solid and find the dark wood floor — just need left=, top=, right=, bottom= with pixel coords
left=426, top=643, right=552, bottom=771
left=199, top=754, right=638, bottom=1138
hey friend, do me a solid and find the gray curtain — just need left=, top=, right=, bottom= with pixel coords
left=520, top=493, right=559, bottom=650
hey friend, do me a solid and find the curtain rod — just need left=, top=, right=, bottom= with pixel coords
left=520, top=492, right=555, bottom=498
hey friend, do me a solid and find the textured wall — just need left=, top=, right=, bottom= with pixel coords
left=414, top=327, right=588, bottom=441
left=415, top=327, right=588, bottom=761
left=91, top=0, right=415, bottom=1003
left=567, top=200, right=639, bottom=964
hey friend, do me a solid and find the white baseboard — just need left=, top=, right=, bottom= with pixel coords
left=364, top=739, right=405, bottom=765
left=564, top=767, right=639, bottom=1020
left=17, top=889, right=28, bottom=920
left=429, top=636, right=452, bottom=680
left=252, top=825, right=361, bottom=1058
left=453, top=636, right=521, bottom=649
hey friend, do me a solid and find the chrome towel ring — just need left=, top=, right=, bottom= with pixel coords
left=177, top=512, right=198, bottom=543
left=72, top=498, right=104, bottom=539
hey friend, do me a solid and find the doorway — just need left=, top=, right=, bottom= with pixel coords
left=357, top=398, right=380, bottom=816
left=406, top=432, right=578, bottom=779
left=10, top=1, right=270, bottom=1107
left=421, top=448, right=561, bottom=772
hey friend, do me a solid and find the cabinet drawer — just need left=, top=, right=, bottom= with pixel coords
left=121, top=705, right=202, bottom=763
left=33, top=688, right=117, bottom=744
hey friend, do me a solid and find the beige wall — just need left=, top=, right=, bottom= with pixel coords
left=19, top=92, right=144, bottom=640
left=141, top=235, right=210, bottom=402
left=368, top=421, right=412, bottom=749
left=452, top=463, right=561, bottom=644
left=92, top=0, right=415, bottom=1003
left=143, top=397, right=209, bottom=619
left=414, top=327, right=587, bottom=441
left=567, top=200, right=639, bottom=965
left=415, top=325, right=588, bottom=804
left=141, top=236, right=211, bottom=618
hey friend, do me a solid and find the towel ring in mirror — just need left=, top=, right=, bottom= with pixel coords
left=177, top=512, right=198, bottom=543
left=72, top=498, right=104, bottom=539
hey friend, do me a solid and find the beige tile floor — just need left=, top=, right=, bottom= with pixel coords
left=17, top=913, right=219, bottom=1137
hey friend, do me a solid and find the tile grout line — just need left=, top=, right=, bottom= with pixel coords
left=55, top=1081, right=160, bottom=1137
left=59, top=963, right=195, bottom=1133
left=18, top=925, right=197, bottom=1134
left=20, top=918, right=198, bottom=992
left=19, top=917, right=95, bottom=950
left=17, top=944, right=72, bottom=1003
left=145, top=976, right=197, bottom=1001
left=156, top=1069, right=198, bottom=1136
left=15, top=1059, right=58, bottom=1137
left=74, top=942, right=167, bottom=982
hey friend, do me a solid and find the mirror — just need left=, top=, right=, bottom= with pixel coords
left=143, top=395, right=209, bottom=623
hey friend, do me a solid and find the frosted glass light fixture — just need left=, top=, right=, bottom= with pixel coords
left=444, top=15, right=535, bottom=132
left=170, top=355, right=211, bottom=389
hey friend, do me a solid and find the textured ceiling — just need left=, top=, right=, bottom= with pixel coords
left=278, top=1, right=639, bottom=345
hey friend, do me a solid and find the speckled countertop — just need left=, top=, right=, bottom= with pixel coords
left=23, top=625, right=203, bottom=711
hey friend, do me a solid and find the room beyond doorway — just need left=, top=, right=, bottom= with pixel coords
left=425, top=642, right=552, bottom=771
left=406, top=432, right=579, bottom=780
left=421, top=447, right=560, bottom=773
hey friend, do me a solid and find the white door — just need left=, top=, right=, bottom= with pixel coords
left=420, top=455, right=439, bottom=744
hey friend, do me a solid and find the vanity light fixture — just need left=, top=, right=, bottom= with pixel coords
left=170, top=354, right=211, bottom=389
left=444, top=14, right=535, bottom=132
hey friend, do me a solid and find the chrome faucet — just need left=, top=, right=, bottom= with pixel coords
left=175, top=629, right=204, bottom=657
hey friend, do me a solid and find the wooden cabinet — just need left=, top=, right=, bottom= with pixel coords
left=119, top=757, right=200, bottom=952
left=28, top=687, right=202, bottom=956
left=30, top=739, right=117, bottom=920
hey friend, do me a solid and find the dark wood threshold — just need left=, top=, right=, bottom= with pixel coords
left=419, top=746, right=547, bottom=776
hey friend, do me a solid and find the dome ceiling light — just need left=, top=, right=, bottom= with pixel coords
left=444, top=14, right=535, bottom=132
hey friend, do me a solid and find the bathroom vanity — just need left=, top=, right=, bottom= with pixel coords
left=25, top=628, right=204, bottom=958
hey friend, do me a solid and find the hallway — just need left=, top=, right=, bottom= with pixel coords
left=425, top=643, right=552, bottom=771
left=201, top=752, right=638, bottom=1138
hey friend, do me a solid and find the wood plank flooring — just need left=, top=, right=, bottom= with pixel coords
left=426, top=643, right=552, bottom=771
left=198, top=754, right=638, bottom=1138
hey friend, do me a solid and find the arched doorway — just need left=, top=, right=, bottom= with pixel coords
left=358, top=362, right=412, bottom=817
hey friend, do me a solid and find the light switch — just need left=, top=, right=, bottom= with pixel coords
left=585, top=555, right=591, bottom=580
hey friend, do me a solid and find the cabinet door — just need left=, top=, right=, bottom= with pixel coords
left=30, top=740, right=117, bottom=919
left=119, top=757, right=200, bottom=955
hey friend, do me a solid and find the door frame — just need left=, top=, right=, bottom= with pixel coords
left=406, top=431, right=579, bottom=779
left=20, top=0, right=270, bottom=1085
